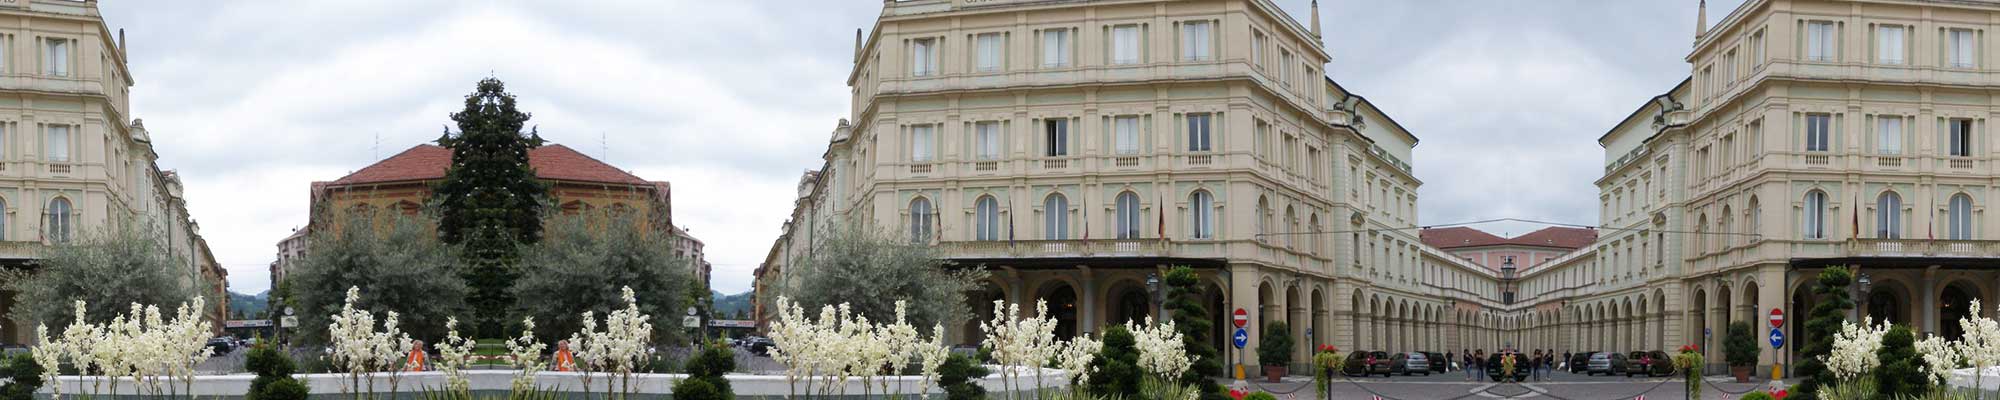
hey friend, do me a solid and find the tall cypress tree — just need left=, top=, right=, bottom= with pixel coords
left=1796, top=266, right=1853, bottom=400
left=433, top=78, right=548, bottom=333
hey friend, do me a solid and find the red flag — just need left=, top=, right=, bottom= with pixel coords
left=1852, top=193, right=1861, bottom=240
left=1082, top=193, right=1090, bottom=241
left=1158, top=191, right=1168, bottom=241
left=1928, top=204, right=1935, bottom=240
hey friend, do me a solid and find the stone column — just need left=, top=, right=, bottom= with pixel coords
left=1079, top=267, right=1098, bottom=336
left=1922, top=266, right=1940, bottom=336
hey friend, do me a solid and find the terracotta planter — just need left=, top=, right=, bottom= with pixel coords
left=1264, top=365, right=1288, bottom=382
left=1730, top=365, right=1752, bottom=383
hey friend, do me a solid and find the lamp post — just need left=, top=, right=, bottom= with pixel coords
left=1147, top=272, right=1164, bottom=320
left=1856, top=272, right=1873, bottom=321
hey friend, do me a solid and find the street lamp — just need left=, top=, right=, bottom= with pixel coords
left=1856, top=272, right=1873, bottom=321
left=1146, top=272, right=1164, bottom=319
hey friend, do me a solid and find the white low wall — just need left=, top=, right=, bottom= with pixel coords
left=45, top=367, right=1072, bottom=399
left=1948, top=366, right=2000, bottom=393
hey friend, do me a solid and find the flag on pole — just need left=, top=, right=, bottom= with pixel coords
left=1852, top=193, right=1861, bottom=240
left=1082, top=192, right=1090, bottom=241
left=933, top=204, right=943, bottom=243
left=1928, top=204, right=1935, bottom=240
left=1158, top=190, right=1169, bottom=241
left=1007, top=195, right=1016, bottom=245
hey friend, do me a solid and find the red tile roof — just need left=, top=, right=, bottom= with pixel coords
left=330, top=144, right=649, bottom=186
left=1420, top=226, right=1596, bottom=250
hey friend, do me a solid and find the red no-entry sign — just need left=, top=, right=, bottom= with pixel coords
left=1769, top=308, right=1785, bottom=328
left=1233, top=308, right=1249, bottom=328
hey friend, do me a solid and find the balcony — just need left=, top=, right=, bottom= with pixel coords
left=1182, top=154, right=1214, bottom=167
left=973, top=161, right=1000, bottom=172
left=908, top=163, right=933, bottom=174
left=936, top=239, right=1169, bottom=259
left=0, top=241, right=42, bottom=261
left=47, top=163, right=71, bottom=174
left=1874, top=156, right=1903, bottom=168
left=1944, top=157, right=1976, bottom=171
left=1111, top=156, right=1140, bottom=168
left=1846, top=239, right=2000, bottom=258
left=1802, top=154, right=1831, bottom=166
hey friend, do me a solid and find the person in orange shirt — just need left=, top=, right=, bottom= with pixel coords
left=552, top=340, right=576, bottom=372
left=405, top=340, right=428, bottom=372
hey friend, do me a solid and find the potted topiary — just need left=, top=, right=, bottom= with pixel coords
left=1257, top=321, right=1294, bottom=382
left=1725, top=321, right=1760, bottom=383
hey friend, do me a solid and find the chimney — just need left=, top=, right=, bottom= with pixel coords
left=854, top=28, right=863, bottom=63
left=118, top=28, right=125, bottom=56
left=1310, top=0, right=1322, bottom=39
left=1695, top=0, right=1708, bottom=43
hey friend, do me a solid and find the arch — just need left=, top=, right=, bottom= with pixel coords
left=1692, top=287, right=1710, bottom=353
left=1257, top=280, right=1277, bottom=334
left=1695, top=213, right=1709, bottom=254
left=1043, top=192, right=1070, bottom=240
left=1035, top=281, right=1080, bottom=339
left=1803, top=190, right=1830, bottom=239
left=1864, top=277, right=1915, bottom=326
left=1307, top=213, right=1323, bottom=255
left=1949, top=194, right=1975, bottom=240
left=1940, top=280, right=1982, bottom=341
left=45, top=197, right=72, bottom=243
left=1877, top=190, right=1904, bottom=239
left=1746, top=196, right=1762, bottom=240
left=1310, top=286, right=1326, bottom=349
left=963, top=280, right=1007, bottom=345
left=909, top=196, right=934, bottom=243
left=1255, top=196, right=1271, bottom=243
left=1741, top=280, right=1762, bottom=327
left=1283, top=205, right=1299, bottom=249
left=1104, top=278, right=1153, bottom=326
left=1720, top=205, right=1735, bottom=248
left=1189, top=190, right=1215, bottom=239
left=1116, top=191, right=1142, bottom=239
left=974, top=195, right=1001, bottom=241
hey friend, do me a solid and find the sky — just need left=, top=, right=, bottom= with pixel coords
left=97, top=0, right=1746, bottom=295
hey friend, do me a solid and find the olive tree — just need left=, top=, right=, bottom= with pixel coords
left=5, top=225, right=192, bottom=329
left=781, top=224, right=986, bottom=332
left=289, top=212, right=469, bottom=344
left=511, top=214, right=693, bottom=345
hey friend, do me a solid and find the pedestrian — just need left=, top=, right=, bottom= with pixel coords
left=1563, top=350, right=1572, bottom=373
left=404, top=340, right=428, bottom=372
left=1445, top=350, right=1456, bottom=371
left=553, top=340, right=577, bottom=371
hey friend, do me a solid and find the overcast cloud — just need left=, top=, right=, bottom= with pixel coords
left=97, top=0, right=1744, bottom=295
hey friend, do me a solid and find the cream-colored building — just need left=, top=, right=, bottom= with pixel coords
left=1509, top=0, right=2000, bottom=377
left=757, top=0, right=1522, bottom=369
left=0, top=0, right=226, bottom=341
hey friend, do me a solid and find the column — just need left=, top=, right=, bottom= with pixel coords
left=1922, top=266, right=1940, bottom=336
left=1079, top=268, right=1098, bottom=336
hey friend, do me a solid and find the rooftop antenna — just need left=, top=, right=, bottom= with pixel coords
left=372, top=132, right=380, bottom=160
left=600, top=132, right=608, bottom=162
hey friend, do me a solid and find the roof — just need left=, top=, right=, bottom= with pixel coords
left=330, top=144, right=649, bottom=186
left=1420, top=227, right=1596, bottom=250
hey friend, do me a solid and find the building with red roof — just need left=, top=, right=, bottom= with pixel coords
left=1420, top=226, right=1596, bottom=271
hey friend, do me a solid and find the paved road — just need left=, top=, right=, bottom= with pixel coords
left=1220, top=369, right=1787, bottom=400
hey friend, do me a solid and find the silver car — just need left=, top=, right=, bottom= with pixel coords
left=1393, top=352, right=1431, bottom=376
left=1586, top=352, right=1614, bottom=375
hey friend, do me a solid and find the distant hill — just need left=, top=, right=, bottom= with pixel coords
left=228, top=290, right=269, bottom=319
left=712, top=290, right=753, bottom=319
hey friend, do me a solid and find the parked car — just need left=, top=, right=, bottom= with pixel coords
left=743, top=337, right=776, bottom=355
left=1422, top=351, right=1448, bottom=373
left=1483, top=352, right=1530, bottom=382
left=1624, top=350, right=1674, bottom=377
left=1390, top=352, right=1431, bottom=376
left=1342, top=351, right=1371, bottom=376
left=1586, top=352, right=1624, bottom=376
left=1569, top=351, right=1596, bottom=373
left=205, top=337, right=236, bottom=354
left=1362, top=351, right=1394, bottom=377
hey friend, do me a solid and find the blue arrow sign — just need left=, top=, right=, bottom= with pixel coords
left=1769, top=328, right=1785, bottom=349
left=1233, top=328, right=1250, bottom=349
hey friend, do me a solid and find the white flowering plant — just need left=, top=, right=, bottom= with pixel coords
left=434, top=317, right=478, bottom=397
left=30, top=296, right=211, bottom=400
left=1954, top=299, right=2000, bottom=395
left=325, top=286, right=416, bottom=400
left=1824, top=317, right=1886, bottom=381
left=566, top=286, right=654, bottom=400
left=504, top=317, right=549, bottom=393
left=768, top=296, right=952, bottom=399
left=979, top=299, right=1059, bottom=400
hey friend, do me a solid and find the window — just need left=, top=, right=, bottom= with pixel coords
left=1949, top=194, right=1974, bottom=240
left=1255, top=197, right=1270, bottom=242
left=1950, top=119, right=1974, bottom=157
left=1876, top=25, right=1906, bottom=65
left=1805, top=114, right=1831, bottom=152
left=1114, top=116, right=1139, bottom=155
left=974, top=122, right=1001, bottom=160
left=1041, top=29, right=1071, bottom=68
left=910, top=38, right=936, bottom=76
left=1115, top=192, right=1141, bottom=239
left=974, top=196, right=1000, bottom=241
left=44, top=124, right=68, bottom=162
left=1876, top=116, right=1902, bottom=155
left=1044, top=119, right=1069, bottom=157
left=1950, top=29, right=1977, bottom=68
left=0, top=198, right=6, bottom=240
left=1807, top=21, right=1837, bottom=62
left=909, top=197, right=934, bottom=243
left=1111, top=25, right=1140, bottom=65
left=1877, top=191, right=1902, bottom=239
left=1751, top=29, right=1767, bottom=67
left=1044, top=194, right=1069, bottom=240
left=45, top=197, right=69, bottom=243
left=1180, top=21, right=1212, bottom=61
left=1747, top=197, right=1762, bottom=239
left=1186, top=113, right=1212, bottom=152
left=910, top=125, right=935, bottom=162
left=1278, top=51, right=1294, bottom=87
left=1804, top=190, right=1828, bottom=239
left=1251, top=31, right=1266, bottom=69
left=0, top=123, right=8, bottom=160
left=1189, top=190, right=1213, bottom=239
left=43, top=38, right=66, bottom=77
left=974, top=33, right=1003, bottom=72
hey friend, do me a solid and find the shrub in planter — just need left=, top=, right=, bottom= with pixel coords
left=1257, top=321, right=1294, bottom=381
left=245, top=344, right=309, bottom=400
left=1873, top=325, right=1928, bottom=398
left=1088, top=325, right=1142, bottom=397
left=1724, top=321, right=1760, bottom=381
left=673, top=342, right=736, bottom=400
left=0, top=353, right=44, bottom=400
left=938, top=353, right=990, bottom=400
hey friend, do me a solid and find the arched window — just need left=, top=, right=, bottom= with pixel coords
left=1189, top=190, right=1214, bottom=239
left=1694, top=214, right=1708, bottom=254
left=1949, top=194, right=1974, bottom=240
left=1255, top=197, right=1270, bottom=244
left=1283, top=206, right=1297, bottom=248
left=1308, top=214, right=1322, bottom=255
left=0, top=197, right=8, bottom=241
left=1115, top=192, right=1141, bottom=239
left=1803, top=191, right=1828, bottom=239
left=1746, top=197, right=1761, bottom=241
left=1719, top=206, right=1734, bottom=249
left=909, top=197, right=933, bottom=243
left=974, top=196, right=1000, bottom=241
left=46, top=197, right=70, bottom=243
left=1044, top=193, right=1069, bottom=240
left=1877, top=191, right=1902, bottom=239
